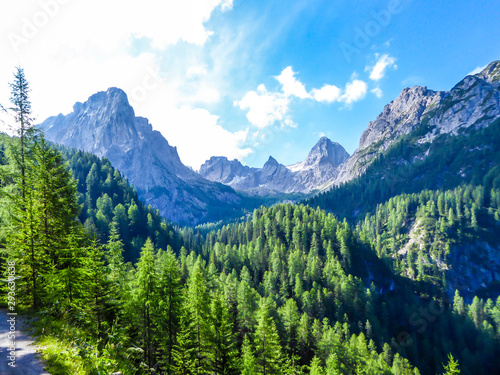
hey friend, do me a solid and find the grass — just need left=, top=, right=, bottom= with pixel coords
left=25, top=312, right=124, bottom=375
left=36, top=335, right=86, bottom=374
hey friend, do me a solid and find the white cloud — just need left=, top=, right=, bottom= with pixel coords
left=186, top=65, right=208, bottom=79
left=340, top=79, right=368, bottom=105
left=367, top=54, right=397, bottom=81
left=467, top=64, right=487, bottom=76
left=0, top=0, right=252, bottom=169
left=235, top=66, right=370, bottom=128
left=275, top=66, right=310, bottom=99
left=371, top=87, right=383, bottom=98
left=220, top=0, right=234, bottom=12
left=234, top=85, right=291, bottom=129
left=154, top=105, right=252, bottom=170
left=311, top=84, right=342, bottom=103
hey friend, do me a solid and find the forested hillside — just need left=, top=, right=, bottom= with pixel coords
left=357, top=185, right=500, bottom=300
left=306, top=118, right=500, bottom=221
left=59, top=145, right=183, bottom=263
left=2, top=68, right=500, bottom=375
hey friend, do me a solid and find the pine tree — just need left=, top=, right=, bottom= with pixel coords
left=442, top=354, right=460, bottom=374
left=309, top=356, right=325, bottom=375
left=208, top=293, right=239, bottom=374
left=85, top=237, right=114, bottom=342
left=453, top=290, right=465, bottom=316
left=279, top=298, right=300, bottom=357
left=241, top=335, right=258, bottom=375
left=3, top=67, right=43, bottom=308
left=134, top=238, right=158, bottom=370
left=45, top=227, right=89, bottom=312
left=254, top=299, right=283, bottom=375
left=155, top=246, right=182, bottom=372
left=173, top=295, right=198, bottom=375
left=105, top=222, right=127, bottom=291
left=7, top=66, right=37, bottom=195
left=181, top=260, right=210, bottom=373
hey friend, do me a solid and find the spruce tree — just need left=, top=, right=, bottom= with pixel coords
left=186, top=261, right=210, bottom=373
left=85, top=237, right=114, bottom=342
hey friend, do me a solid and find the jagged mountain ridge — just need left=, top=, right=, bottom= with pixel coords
left=41, top=88, right=250, bottom=225
left=330, top=60, right=500, bottom=188
left=200, top=62, right=500, bottom=196
left=40, top=61, right=500, bottom=224
left=199, top=136, right=349, bottom=194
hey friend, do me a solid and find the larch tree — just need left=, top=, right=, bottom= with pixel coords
left=155, top=246, right=182, bottom=372
left=254, top=299, right=283, bottom=375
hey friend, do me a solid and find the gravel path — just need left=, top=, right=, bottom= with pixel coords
left=0, top=309, right=49, bottom=375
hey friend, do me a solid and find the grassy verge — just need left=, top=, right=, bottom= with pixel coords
left=25, top=311, right=127, bottom=375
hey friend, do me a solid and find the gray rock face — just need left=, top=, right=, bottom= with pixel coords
left=330, top=61, right=500, bottom=188
left=198, top=156, right=256, bottom=184
left=41, top=88, right=243, bottom=225
left=199, top=137, right=350, bottom=194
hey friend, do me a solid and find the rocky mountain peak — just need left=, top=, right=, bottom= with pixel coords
left=358, top=85, right=444, bottom=151
left=40, top=88, right=249, bottom=225
left=475, top=60, right=500, bottom=85
left=304, top=136, right=349, bottom=168
left=198, top=156, right=255, bottom=184
left=333, top=60, right=500, bottom=187
left=264, top=156, right=279, bottom=166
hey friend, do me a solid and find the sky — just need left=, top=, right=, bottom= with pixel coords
left=0, top=0, right=499, bottom=170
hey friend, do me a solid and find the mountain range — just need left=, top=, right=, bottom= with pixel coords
left=199, top=136, right=349, bottom=194
left=41, top=61, right=500, bottom=226
left=13, top=59, right=500, bottom=375
left=41, top=88, right=251, bottom=225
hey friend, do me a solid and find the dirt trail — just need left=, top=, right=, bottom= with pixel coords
left=0, top=309, right=49, bottom=375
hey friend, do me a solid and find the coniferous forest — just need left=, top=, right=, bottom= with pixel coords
left=1, top=68, right=500, bottom=375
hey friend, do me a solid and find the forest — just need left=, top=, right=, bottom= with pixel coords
left=1, top=69, right=499, bottom=374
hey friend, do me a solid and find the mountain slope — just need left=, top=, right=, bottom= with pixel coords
left=199, top=136, right=349, bottom=194
left=330, top=60, right=500, bottom=187
left=307, top=61, right=500, bottom=216
left=40, top=88, right=258, bottom=225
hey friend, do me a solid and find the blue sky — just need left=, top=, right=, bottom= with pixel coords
left=1, top=0, right=500, bottom=169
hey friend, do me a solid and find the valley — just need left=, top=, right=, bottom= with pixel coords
left=1, top=61, right=499, bottom=374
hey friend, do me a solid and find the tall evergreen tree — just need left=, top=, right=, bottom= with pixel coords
left=134, top=238, right=158, bottom=371
left=241, top=335, right=258, bottom=375
left=254, top=299, right=284, bottom=375
left=155, top=246, right=182, bottom=372
left=208, top=293, right=239, bottom=374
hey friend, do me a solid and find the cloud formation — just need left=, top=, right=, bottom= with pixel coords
left=235, top=84, right=292, bottom=129
left=341, top=79, right=368, bottom=105
left=367, top=54, right=397, bottom=81
left=371, top=87, right=383, bottom=98
left=311, top=84, right=342, bottom=103
left=154, top=105, right=252, bottom=169
left=275, top=66, right=310, bottom=99
left=467, top=64, right=487, bottom=76
left=0, top=0, right=248, bottom=169
left=236, top=66, right=369, bottom=128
